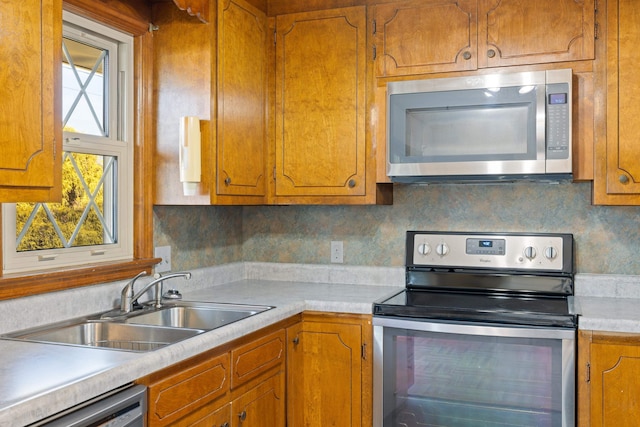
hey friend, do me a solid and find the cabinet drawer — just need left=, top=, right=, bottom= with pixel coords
left=147, top=352, right=230, bottom=426
left=231, top=329, right=285, bottom=389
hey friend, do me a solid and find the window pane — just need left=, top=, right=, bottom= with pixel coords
left=16, top=153, right=117, bottom=251
left=62, top=37, right=107, bottom=136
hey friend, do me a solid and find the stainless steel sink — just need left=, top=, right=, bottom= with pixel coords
left=2, top=301, right=272, bottom=352
left=124, top=301, right=272, bottom=330
left=3, top=321, right=204, bottom=352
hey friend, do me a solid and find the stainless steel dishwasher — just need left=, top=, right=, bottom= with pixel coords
left=29, top=384, right=146, bottom=427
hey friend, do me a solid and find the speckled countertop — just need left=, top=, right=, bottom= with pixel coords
left=575, top=273, right=640, bottom=333
left=1, top=263, right=639, bottom=426
left=0, top=277, right=400, bottom=426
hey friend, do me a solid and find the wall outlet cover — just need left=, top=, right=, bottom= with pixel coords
left=154, top=246, right=172, bottom=272
left=331, top=241, right=343, bottom=264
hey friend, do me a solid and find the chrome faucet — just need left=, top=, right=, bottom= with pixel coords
left=123, top=271, right=191, bottom=312
left=120, top=271, right=148, bottom=313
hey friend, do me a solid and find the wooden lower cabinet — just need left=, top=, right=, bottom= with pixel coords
left=140, top=313, right=371, bottom=426
left=231, top=371, right=284, bottom=427
left=172, top=401, right=230, bottom=427
left=578, top=330, right=640, bottom=426
left=286, top=312, right=372, bottom=427
left=140, top=324, right=288, bottom=427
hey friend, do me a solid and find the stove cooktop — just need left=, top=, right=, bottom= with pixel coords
left=373, top=289, right=577, bottom=328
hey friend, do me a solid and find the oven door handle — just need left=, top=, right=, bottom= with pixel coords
left=372, top=316, right=575, bottom=340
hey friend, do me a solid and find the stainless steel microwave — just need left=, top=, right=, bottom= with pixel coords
left=387, top=69, right=572, bottom=183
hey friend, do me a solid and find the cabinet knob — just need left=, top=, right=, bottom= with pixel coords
left=224, top=177, right=231, bottom=186
left=239, top=410, right=247, bottom=422
left=487, top=49, right=496, bottom=58
left=463, top=51, right=472, bottom=60
left=292, top=336, right=299, bottom=345
left=348, top=179, right=356, bottom=188
left=619, top=174, right=629, bottom=184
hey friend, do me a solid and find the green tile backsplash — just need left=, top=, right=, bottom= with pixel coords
left=154, top=182, right=640, bottom=275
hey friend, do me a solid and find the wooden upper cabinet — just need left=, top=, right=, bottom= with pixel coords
left=0, top=0, right=62, bottom=202
left=478, top=0, right=595, bottom=68
left=373, top=0, right=595, bottom=78
left=593, top=0, right=640, bottom=204
left=274, top=6, right=367, bottom=199
left=217, top=0, right=268, bottom=200
left=372, top=0, right=478, bottom=76
left=153, top=0, right=268, bottom=205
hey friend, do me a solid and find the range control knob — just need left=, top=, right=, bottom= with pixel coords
left=523, top=246, right=537, bottom=260
left=436, top=243, right=449, bottom=257
left=544, top=246, right=558, bottom=260
left=417, top=243, right=431, bottom=256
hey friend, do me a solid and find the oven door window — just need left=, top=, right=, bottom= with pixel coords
left=378, top=325, right=573, bottom=427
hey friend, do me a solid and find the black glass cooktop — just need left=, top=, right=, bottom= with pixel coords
left=373, top=289, right=577, bottom=328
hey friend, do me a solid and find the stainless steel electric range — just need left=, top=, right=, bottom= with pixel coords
left=373, top=231, right=577, bottom=427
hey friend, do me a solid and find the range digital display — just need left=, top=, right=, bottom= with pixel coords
left=466, top=238, right=506, bottom=255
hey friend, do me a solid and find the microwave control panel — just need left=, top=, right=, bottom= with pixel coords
left=546, top=82, right=570, bottom=160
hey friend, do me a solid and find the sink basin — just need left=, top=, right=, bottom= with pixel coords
left=124, top=302, right=272, bottom=330
left=4, top=321, right=203, bottom=352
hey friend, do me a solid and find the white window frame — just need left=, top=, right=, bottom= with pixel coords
left=2, top=12, right=134, bottom=274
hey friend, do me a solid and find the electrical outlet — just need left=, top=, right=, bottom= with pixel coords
left=154, top=246, right=172, bottom=272
left=331, top=241, right=343, bottom=264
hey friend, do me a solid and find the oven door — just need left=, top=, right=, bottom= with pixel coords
left=373, top=317, right=575, bottom=427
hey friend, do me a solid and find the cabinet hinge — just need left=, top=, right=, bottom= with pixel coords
left=372, top=19, right=377, bottom=35
left=586, top=362, right=591, bottom=383
left=594, top=22, right=599, bottom=40
left=273, top=29, right=277, bottom=45
left=372, top=45, right=377, bottom=61
left=361, top=343, right=367, bottom=360
left=273, top=166, right=276, bottom=181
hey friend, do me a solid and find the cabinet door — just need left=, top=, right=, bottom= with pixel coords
left=595, top=0, right=640, bottom=201
left=231, top=329, right=285, bottom=389
left=170, top=402, right=230, bottom=427
left=231, top=372, right=285, bottom=427
left=146, top=352, right=230, bottom=426
left=478, top=0, right=595, bottom=68
left=372, top=0, right=477, bottom=77
left=217, top=0, right=267, bottom=200
left=585, top=332, right=640, bottom=427
left=274, top=6, right=367, bottom=198
left=286, top=319, right=364, bottom=426
left=0, top=0, right=62, bottom=202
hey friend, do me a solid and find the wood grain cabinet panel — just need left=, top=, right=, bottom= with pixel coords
left=170, top=402, right=230, bottom=427
left=146, top=352, right=230, bottom=426
left=593, top=0, right=640, bottom=204
left=286, top=314, right=372, bottom=427
left=372, top=0, right=595, bottom=77
left=478, top=0, right=595, bottom=68
left=153, top=0, right=268, bottom=205
left=579, top=330, right=640, bottom=427
left=231, top=372, right=285, bottom=427
left=217, top=0, right=268, bottom=199
left=0, top=0, right=62, bottom=202
left=230, top=329, right=285, bottom=389
left=372, top=0, right=477, bottom=76
left=274, top=6, right=367, bottom=199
